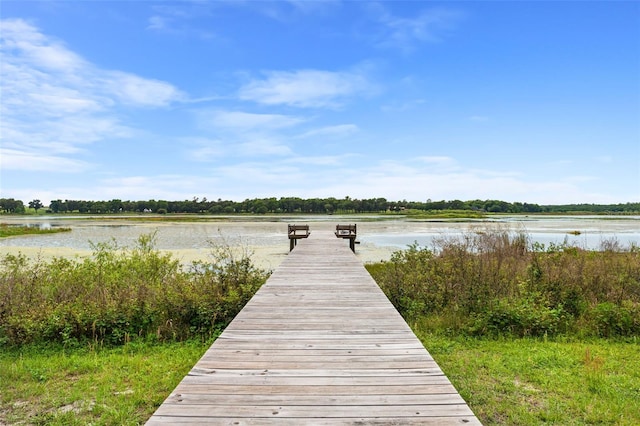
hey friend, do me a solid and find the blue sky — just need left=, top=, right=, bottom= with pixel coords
left=1, top=1, right=639, bottom=205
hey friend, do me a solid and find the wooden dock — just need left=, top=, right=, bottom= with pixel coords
left=146, top=232, right=480, bottom=425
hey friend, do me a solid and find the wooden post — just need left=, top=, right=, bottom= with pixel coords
left=335, top=224, right=357, bottom=253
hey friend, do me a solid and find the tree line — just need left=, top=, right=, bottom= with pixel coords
left=1, top=197, right=639, bottom=215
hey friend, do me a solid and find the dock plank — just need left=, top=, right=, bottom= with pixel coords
left=146, top=232, right=480, bottom=425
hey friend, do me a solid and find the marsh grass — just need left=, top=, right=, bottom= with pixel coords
left=0, top=224, right=72, bottom=238
left=366, top=230, right=640, bottom=338
left=0, top=233, right=269, bottom=347
left=402, top=209, right=487, bottom=219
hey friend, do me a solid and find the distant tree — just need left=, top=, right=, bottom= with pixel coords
left=266, top=197, right=279, bottom=213
left=448, top=199, right=467, bottom=210
left=0, top=198, right=25, bottom=213
left=523, top=203, right=543, bottom=213
left=90, top=201, right=106, bottom=213
left=108, top=199, right=123, bottom=213
left=49, top=199, right=66, bottom=213
left=157, top=200, right=169, bottom=213
left=252, top=200, right=268, bottom=214
left=28, top=199, right=44, bottom=213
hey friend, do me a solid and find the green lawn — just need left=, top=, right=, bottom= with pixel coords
left=420, top=334, right=640, bottom=425
left=0, top=340, right=210, bottom=425
left=2, top=336, right=638, bottom=425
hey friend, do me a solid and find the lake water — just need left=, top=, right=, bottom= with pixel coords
left=1, top=215, right=638, bottom=269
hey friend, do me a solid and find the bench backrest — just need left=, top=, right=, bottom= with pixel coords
left=288, top=224, right=310, bottom=236
left=335, top=224, right=356, bottom=237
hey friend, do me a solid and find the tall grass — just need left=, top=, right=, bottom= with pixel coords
left=0, top=233, right=269, bottom=347
left=0, top=223, right=72, bottom=237
left=366, top=230, right=640, bottom=338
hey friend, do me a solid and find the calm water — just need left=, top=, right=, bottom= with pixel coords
left=1, top=215, right=639, bottom=266
left=361, top=216, right=640, bottom=250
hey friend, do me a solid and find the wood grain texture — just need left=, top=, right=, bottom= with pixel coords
left=146, top=232, right=480, bottom=425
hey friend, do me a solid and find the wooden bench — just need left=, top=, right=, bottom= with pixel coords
left=288, top=224, right=310, bottom=251
left=335, top=224, right=358, bottom=252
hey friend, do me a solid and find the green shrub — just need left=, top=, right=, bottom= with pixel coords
left=0, top=233, right=269, bottom=347
left=367, top=230, right=640, bottom=338
left=479, top=298, right=569, bottom=337
left=589, top=301, right=640, bottom=337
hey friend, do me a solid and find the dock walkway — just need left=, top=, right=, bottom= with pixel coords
left=147, top=232, right=480, bottom=425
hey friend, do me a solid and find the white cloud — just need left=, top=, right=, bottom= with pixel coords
left=36, top=155, right=624, bottom=205
left=237, top=137, right=292, bottom=156
left=190, top=110, right=301, bottom=160
left=145, top=5, right=216, bottom=39
left=147, top=15, right=167, bottom=31
left=183, top=133, right=292, bottom=160
left=380, top=98, right=425, bottom=112
left=285, top=0, right=340, bottom=16
left=297, top=124, right=359, bottom=139
left=286, top=160, right=600, bottom=204
left=283, top=155, right=352, bottom=166
left=368, top=4, right=463, bottom=51
left=229, top=0, right=340, bottom=23
left=1, top=18, right=86, bottom=72
left=214, top=162, right=303, bottom=187
left=205, top=110, right=304, bottom=130
left=182, top=137, right=226, bottom=162
left=0, top=148, right=90, bottom=172
left=105, top=72, right=185, bottom=107
left=238, top=69, right=372, bottom=108
left=416, top=156, right=457, bottom=167
left=27, top=91, right=102, bottom=115
left=0, top=18, right=185, bottom=173
left=98, top=174, right=222, bottom=202
left=548, top=159, right=574, bottom=167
